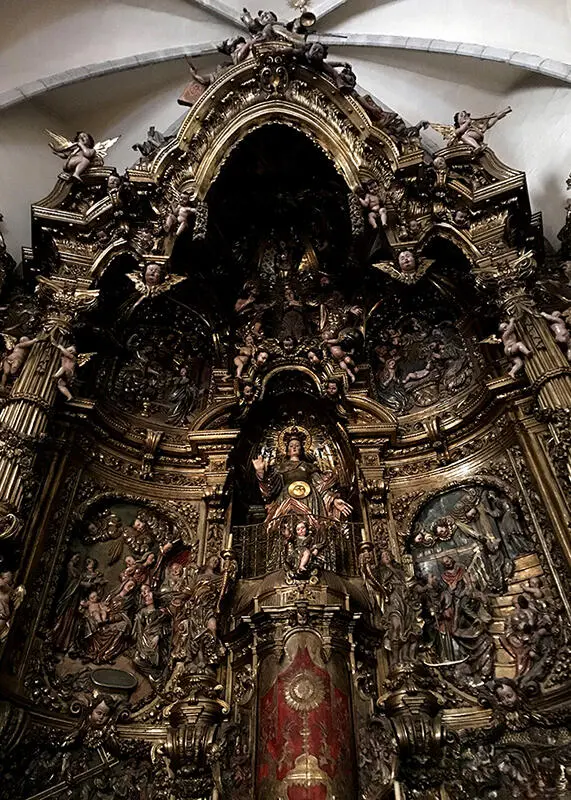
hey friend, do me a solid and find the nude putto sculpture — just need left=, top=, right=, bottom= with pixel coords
left=1, top=334, right=39, bottom=388
left=46, top=130, right=120, bottom=181
left=499, top=318, right=532, bottom=378
left=541, top=310, right=571, bottom=362
left=358, top=180, right=388, bottom=230
left=54, top=343, right=94, bottom=401
left=429, top=107, right=511, bottom=153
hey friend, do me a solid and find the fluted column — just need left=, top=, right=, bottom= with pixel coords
left=491, top=251, right=571, bottom=562
left=0, top=276, right=98, bottom=538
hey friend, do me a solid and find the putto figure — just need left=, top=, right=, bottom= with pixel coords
left=1, top=334, right=39, bottom=388
left=164, top=190, right=196, bottom=238
left=54, top=342, right=95, bottom=401
left=283, top=519, right=324, bottom=577
left=541, top=310, right=571, bottom=362
left=127, top=262, right=186, bottom=310
left=429, top=108, right=511, bottom=153
left=252, top=426, right=352, bottom=530
left=45, top=130, right=120, bottom=181
left=499, top=318, right=532, bottom=378
left=452, top=107, right=512, bottom=151
left=358, top=179, right=388, bottom=230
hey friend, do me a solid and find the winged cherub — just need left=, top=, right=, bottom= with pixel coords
left=1, top=334, right=40, bottom=388
left=372, top=250, right=434, bottom=285
left=46, top=130, right=120, bottom=181
left=428, top=107, right=511, bottom=153
left=54, top=342, right=95, bottom=400
left=127, top=262, right=186, bottom=310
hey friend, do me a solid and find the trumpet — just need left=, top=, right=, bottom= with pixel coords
left=476, top=106, right=512, bottom=122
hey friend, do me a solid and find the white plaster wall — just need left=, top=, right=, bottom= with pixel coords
left=0, top=0, right=236, bottom=92
left=326, top=0, right=571, bottom=65
left=0, top=60, right=191, bottom=258
left=1, top=3, right=569, bottom=258
left=0, top=103, right=72, bottom=260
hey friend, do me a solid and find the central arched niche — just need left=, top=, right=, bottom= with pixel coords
left=228, top=370, right=359, bottom=579
left=196, top=123, right=355, bottom=323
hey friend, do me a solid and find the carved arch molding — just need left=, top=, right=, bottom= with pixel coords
left=0, top=33, right=570, bottom=800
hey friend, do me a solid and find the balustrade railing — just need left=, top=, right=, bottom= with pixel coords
left=232, top=514, right=361, bottom=578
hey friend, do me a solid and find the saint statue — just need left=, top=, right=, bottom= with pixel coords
left=252, top=427, right=352, bottom=532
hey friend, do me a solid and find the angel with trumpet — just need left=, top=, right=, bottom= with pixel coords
left=45, top=130, right=120, bottom=182
left=480, top=318, right=532, bottom=379
left=53, top=340, right=95, bottom=401
left=429, top=107, right=511, bottom=152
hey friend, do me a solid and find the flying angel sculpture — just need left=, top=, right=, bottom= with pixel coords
left=429, top=107, right=511, bottom=152
left=45, top=130, right=120, bottom=181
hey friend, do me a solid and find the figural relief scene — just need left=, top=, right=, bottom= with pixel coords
left=1, top=8, right=571, bottom=800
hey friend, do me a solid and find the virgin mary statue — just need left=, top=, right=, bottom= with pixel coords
left=252, top=427, right=352, bottom=531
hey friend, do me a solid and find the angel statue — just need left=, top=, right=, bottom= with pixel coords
left=45, top=130, right=120, bottom=182
left=164, top=190, right=196, bottom=238
left=358, top=179, right=388, bottom=230
left=482, top=319, right=532, bottom=379
left=1, top=333, right=40, bottom=388
left=54, top=342, right=95, bottom=401
left=541, top=310, right=571, bottom=362
left=252, top=426, right=352, bottom=532
left=126, top=262, right=186, bottom=311
left=429, top=107, right=511, bottom=153
left=372, top=250, right=434, bottom=285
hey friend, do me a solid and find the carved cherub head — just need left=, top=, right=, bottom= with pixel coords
left=307, top=349, right=322, bottom=366
left=305, top=42, right=328, bottom=65
left=107, top=171, right=121, bottom=190
left=326, top=378, right=340, bottom=399
left=453, top=208, right=470, bottom=227
left=282, top=336, right=296, bottom=354
left=398, top=250, right=416, bottom=273
left=90, top=698, right=112, bottom=727
left=242, top=382, right=255, bottom=403
left=295, top=520, right=309, bottom=538
left=255, top=349, right=269, bottom=367
left=494, top=679, right=520, bottom=710
left=144, top=262, right=164, bottom=287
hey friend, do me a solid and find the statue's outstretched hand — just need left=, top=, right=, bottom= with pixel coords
left=334, top=497, right=352, bottom=517
left=252, top=454, right=268, bottom=477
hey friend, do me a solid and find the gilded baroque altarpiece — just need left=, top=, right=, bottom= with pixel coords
left=0, top=19, right=571, bottom=800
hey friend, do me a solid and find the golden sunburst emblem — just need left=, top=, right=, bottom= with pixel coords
left=284, top=670, right=325, bottom=713
left=288, top=480, right=311, bottom=499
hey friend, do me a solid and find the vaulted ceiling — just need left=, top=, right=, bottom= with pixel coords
left=1, top=0, right=570, bottom=255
